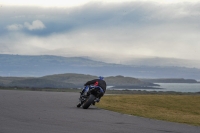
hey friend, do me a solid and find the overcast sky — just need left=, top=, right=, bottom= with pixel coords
left=1, top=0, right=200, bottom=63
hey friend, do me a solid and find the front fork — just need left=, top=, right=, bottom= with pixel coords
left=78, top=86, right=90, bottom=105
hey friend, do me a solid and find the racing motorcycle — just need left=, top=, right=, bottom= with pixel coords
left=77, top=85, right=104, bottom=109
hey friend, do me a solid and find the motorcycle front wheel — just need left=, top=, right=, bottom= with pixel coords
left=82, top=94, right=96, bottom=109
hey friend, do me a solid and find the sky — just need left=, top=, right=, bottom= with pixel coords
left=1, top=0, right=200, bottom=63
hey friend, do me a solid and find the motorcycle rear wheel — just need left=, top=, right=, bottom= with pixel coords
left=82, top=94, right=96, bottom=109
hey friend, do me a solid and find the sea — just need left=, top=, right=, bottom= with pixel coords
left=108, top=83, right=200, bottom=93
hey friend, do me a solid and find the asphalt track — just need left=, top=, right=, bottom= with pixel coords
left=0, top=90, right=199, bottom=133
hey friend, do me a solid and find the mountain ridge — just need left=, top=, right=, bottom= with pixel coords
left=121, top=57, right=200, bottom=68
left=1, top=54, right=200, bottom=79
left=0, top=73, right=157, bottom=89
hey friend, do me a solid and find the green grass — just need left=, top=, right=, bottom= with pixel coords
left=97, top=94, right=200, bottom=126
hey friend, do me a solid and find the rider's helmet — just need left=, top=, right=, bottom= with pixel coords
left=99, top=76, right=104, bottom=80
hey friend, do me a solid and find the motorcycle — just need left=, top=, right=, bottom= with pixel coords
left=77, top=85, right=104, bottom=109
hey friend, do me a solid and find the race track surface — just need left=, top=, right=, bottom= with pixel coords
left=0, top=90, right=199, bottom=133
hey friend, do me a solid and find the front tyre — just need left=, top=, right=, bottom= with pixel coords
left=82, top=95, right=96, bottom=109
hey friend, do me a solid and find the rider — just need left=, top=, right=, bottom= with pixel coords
left=81, top=76, right=107, bottom=102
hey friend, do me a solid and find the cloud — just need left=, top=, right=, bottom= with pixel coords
left=24, top=20, right=46, bottom=30
left=6, top=20, right=45, bottom=31
left=1, top=2, right=200, bottom=62
left=7, top=24, right=23, bottom=31
left=1, top=0, right=200, bottom=7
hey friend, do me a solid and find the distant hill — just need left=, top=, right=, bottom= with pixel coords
left=140, top=78, right=198, bottom=83
left=122, top=57, right=200, bottom=68
left=8, top=78, right=75, bottom=88
left=105, top=75, right=154, bottom=86
left=1, top=54, right=200, bottom=79
left=0, top=73, right=157, bottom=89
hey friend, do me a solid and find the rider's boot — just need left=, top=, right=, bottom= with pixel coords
left=95, top=92, right=104, bottom=103
left=77, top=103, right=81, bottom=108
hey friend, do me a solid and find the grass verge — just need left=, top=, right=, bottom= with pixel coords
left=96, top=94, right=200, bottom=126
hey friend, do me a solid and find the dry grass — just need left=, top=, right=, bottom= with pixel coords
left=97, top=94, right=200, bottom=126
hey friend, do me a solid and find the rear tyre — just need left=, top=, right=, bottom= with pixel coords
left=82, top=95, right=96, bottom=109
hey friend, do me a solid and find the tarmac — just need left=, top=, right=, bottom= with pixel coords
left=0, top=90, right=199, bottom=133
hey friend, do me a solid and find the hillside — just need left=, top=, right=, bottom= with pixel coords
left=140, top=78, right=198, bottom=83
left=8, top=78, right=75, bottom=88
left=122, top=57, right=200, bottom=68
left=1, top=54, right=200, bottom=79
left=0, top=73, right=157, bottom=89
